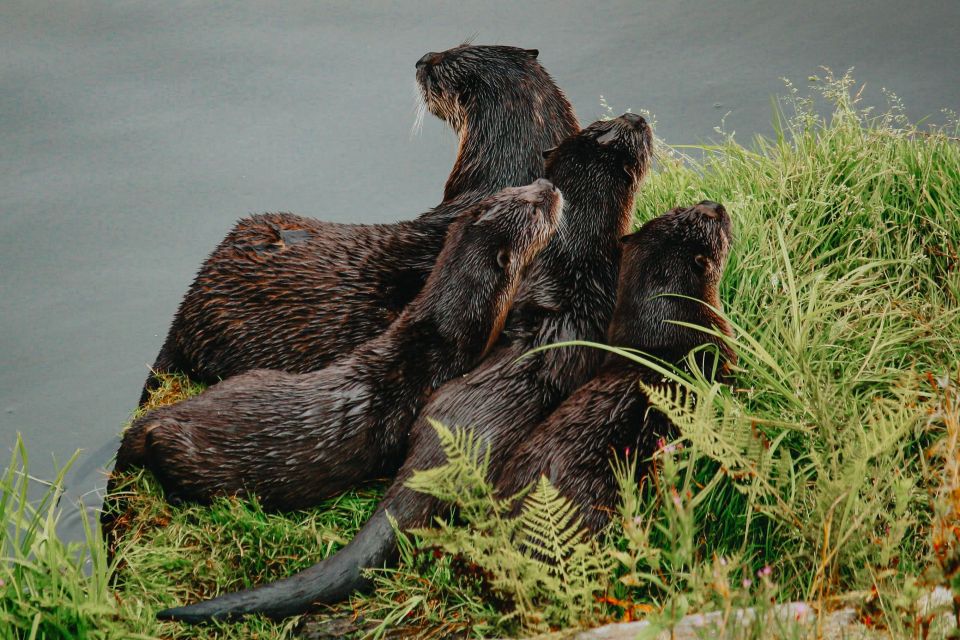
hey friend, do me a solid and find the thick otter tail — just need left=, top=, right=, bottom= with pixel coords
left=156, top=508, right=398, bottom=622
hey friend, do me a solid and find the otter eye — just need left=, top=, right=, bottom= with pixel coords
left=497, top=249, right=512, bottom=270
left=695, top=255, right=711, bottom=270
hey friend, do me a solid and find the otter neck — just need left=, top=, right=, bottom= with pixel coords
left=605, top=273, right=730, bottom=367
left=538, top=179, right=635, bottom=270
left=374, top=264, right=514, bottom=388
left=503, top=177, right=639, bottom=397
left=443, top=97, right=578, bottom=202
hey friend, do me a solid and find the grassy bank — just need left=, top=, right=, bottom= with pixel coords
left=3, top=71, right=959, bottom=639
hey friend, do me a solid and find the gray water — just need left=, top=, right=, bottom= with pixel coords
left=2, top=0, right=958, bottom=541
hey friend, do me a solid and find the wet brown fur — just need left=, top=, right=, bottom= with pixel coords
left=140, top=45, right=579, bottom=404
left=156, top=113, right=654, bottom=622
left=495, top=201, right=737, bottom=534
left=113, top=181, right=562, bottom=511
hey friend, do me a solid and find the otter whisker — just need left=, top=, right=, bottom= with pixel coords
left=411, top=83, right=428, bottom=139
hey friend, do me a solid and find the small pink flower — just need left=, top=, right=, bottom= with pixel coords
left=625, top=447, right=631, bottom=458
left=742, top=578, right=752, bottom=589
left=757, top=566, right=772, bottom=578
left=671, top=489, right=683, bottom=507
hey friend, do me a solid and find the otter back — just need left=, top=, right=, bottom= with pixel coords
left=111, top=181, right=561, bottom=514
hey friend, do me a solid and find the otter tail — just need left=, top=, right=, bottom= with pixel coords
left=156, top=507, right=398, bottom=623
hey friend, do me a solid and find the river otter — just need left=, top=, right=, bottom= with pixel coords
left=157, top=112, right=653, bottom=622
left=140, top=44, right=578, bottom=404
left=495, top=201, right=735, bottom=534
left=112, top=181, right=562, bottom=510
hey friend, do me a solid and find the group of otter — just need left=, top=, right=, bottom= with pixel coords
left=103, top=44, right=735, bottom=624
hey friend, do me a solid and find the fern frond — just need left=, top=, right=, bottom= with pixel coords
left=402, top=421, right=612, bottom=633
left=516, top=477, right=586, bottom=569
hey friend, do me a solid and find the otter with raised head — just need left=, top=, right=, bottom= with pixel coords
left=496, top=201, right=736, bottom=534
left=140, top=44, right=578, bottom=404
left=113, top=180, right=562, bottom=510
left=157, top=112, right=653, bottom=623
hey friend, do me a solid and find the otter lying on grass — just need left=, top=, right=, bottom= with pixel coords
left=111, top=180, right=562, bottom=511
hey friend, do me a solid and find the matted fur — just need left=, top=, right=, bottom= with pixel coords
left=140, top=45, right=578, bottom=403
left=496, top=201, right=737, bottom=534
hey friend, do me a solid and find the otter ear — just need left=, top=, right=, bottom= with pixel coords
left=596, top=129, right=619, bottom=145
left=542, top=146, right=557, bottom=160
left=525, top=49, right=539, bottom=58
left=620, top=232, right=640, bottom=245
left=694, top=254, right=712, bottom=270
left=497, top=248, right=512, bottom=270
left=473, top=203, right=503, bottom=225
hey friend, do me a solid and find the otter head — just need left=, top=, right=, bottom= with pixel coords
left=422, top=179, right=563, bottom=360
left=543, top=113, right=653, bottom=227
left=627, top=200, right=732, bottom=294
left=416, top=44, right=579, bottom=202
left=609, top=201, right=735, bottom=375
left=416, top=44, right=545, bottom=131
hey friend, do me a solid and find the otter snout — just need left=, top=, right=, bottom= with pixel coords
left=535, top=180, right=564, bottom=220
left=416, top=52, right=444, bottom=69
left=518, top=178, right=559, bottom=203
left=512, top=180, right=563, bottom=236
left=694, top=200, right=726, bottom=220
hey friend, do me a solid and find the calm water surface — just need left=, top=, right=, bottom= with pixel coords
left=1, top=0, right=958, bottom=539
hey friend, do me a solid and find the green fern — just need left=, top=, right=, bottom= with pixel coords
left=638, top=380, right=777, bottom=505
left=516, top=477, right=612, bottom=628
left=401, top=421, right=611, bottom=634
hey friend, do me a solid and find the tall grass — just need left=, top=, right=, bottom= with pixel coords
left=0, top=439, right=136, bottom=639
left=1, top=71, right=958, bottom=639
left=630, top=68, right=960, bottom=592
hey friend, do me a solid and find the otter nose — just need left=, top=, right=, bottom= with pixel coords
left=416, top=52, right=443, bottom=69
left=696, top=200, right=726, bottom=219
left=621, top=112, right=647, bottom=130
